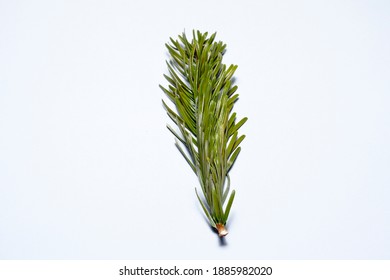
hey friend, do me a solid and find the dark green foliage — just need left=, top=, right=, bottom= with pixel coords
left=160, top=30, right=247, bottom=234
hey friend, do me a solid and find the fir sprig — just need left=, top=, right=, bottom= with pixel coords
left=160, top=30, right=247, bottom=236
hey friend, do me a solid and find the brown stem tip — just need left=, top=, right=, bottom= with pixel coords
left=216, top=223, right=228, bottom=237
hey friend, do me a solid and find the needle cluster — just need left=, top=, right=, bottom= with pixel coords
left=160, top=30, right=247, bottom=236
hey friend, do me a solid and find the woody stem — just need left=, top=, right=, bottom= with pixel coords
left=216, top=223, right=228, bottom=237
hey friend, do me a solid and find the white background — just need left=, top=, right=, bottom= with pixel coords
left=1, top=0, right=389, bottom=259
